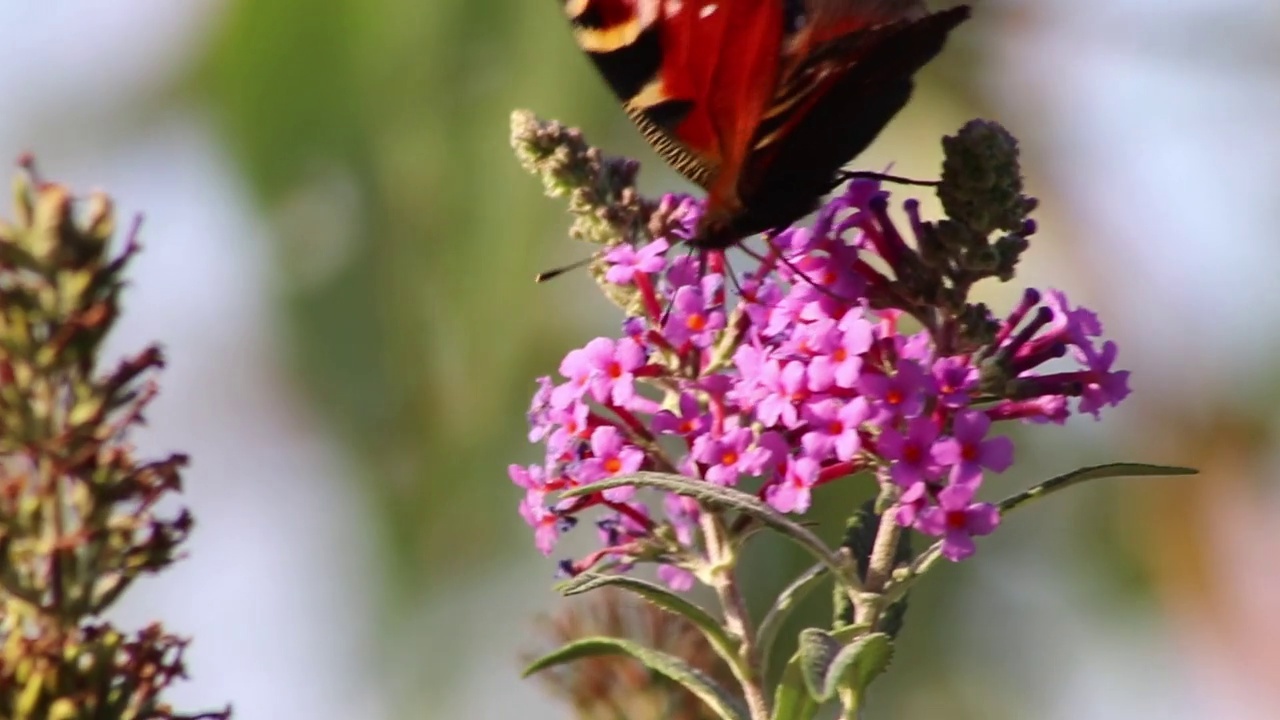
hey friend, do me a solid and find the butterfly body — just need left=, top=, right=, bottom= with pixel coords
left=562, top=0, right=971, bottom=249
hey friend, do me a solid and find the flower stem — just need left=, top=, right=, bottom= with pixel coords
left=854, top=504, right=903, bottom=625
left=701, top=511, right=770, bottom=720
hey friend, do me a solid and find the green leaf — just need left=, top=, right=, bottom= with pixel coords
left=558, top=573, right=739, bottom=669
left=758, top=563, right=827, bottom=680
left=825, top=632, right=893, bottom=700
left=524, top=637, right=750, bottom=720
left=999, top=462, right=1198, bottom=514
left=771, top=648, right=821, bottom=720
left=797, top=629, right=841, bottom=701
left=794, top=628, right=895, bottom=706
left=564, top=472, right=857, bottom=589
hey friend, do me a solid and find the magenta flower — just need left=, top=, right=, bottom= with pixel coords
left=859, top=359, right=932, bottom=423
left=765, top=456, right=820, bottom=513
left=510, top=162, right=1132, bottom=579
left=755, top=359, right=808, bottom=429
left=582, top=337, right=646, bottom=406
left=933, top=410, right=1014, bottom=487
left=651, top=392, right=710, bottom=437
left=691, top=426, right=780, bottom=486
left=878, top=415, right=944, bottom=487
left=800, top=397, right=870, bottom=462
left=1077, top=340, right=1131, bottom=418
left=604, top=238, right=668, bottom=284
left=658, top=564, right=695, bottom=591
left=581, top=426, right=644, bottom=501
left=807, top=311, right=874, bottom=390
left=915, top=484, right=1000, bottom=562
left=894, top=480, right=930, bottom=528
left=520, top=496, right=571, bottom=556
left=663, top=276, right=727, bottom=349
left=932, top=357, right=978, bottom=409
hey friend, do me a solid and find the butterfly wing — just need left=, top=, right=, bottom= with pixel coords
left=562, top=0, right=787, bottom=202
left=562, top=1, right=970, bottom=247
left=717, top=4, right=971, bottom=243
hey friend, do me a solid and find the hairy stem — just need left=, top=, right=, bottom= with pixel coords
left=701, top=511, right=769, bottom=720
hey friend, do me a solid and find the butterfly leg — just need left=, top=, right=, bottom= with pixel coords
left=834, top=169, right=939, bottom=189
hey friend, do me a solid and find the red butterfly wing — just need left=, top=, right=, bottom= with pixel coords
left=563, top=0, right=786, bottom=199
left=563, top=1, right=970, bottom=248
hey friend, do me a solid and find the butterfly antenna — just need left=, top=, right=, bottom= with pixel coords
left=740, top=235, right=853, bottom=305
left=535, top=256, right=594, bottom=283
left=836, top=169, right=938, bottom=188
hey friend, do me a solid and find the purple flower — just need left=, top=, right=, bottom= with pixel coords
left=933, top=410, right=1014, bottom=487
left=756, top=359, right=808, bottom=428
left=859, top=359, right=932, bottom=422
left=604, top=238, right=669, bottom=284
left=878, top=415, right=944, bottom=487
left=765, top=456, right=820, bottom=513
left=651, top=392, right=710, bottom=437
left=582, top=337, right=646, bottom=406
left=807, top=311, right=873, bottom=390
left=915, top=484, right=1000, bottom=562
left=544, top=399, right=590, bottom=457
left=526, top=377, right=556, bottom=441
left=581, top=426, right=644, bottom=501
left=509, top=463, right=545, bottom=492
left=552, top=347, right=592, bottom=408
left=800, top=397, right=870, bottom=462
left=894, top=481, right=930, bottom=527
left=658, top=564, right=695, bottom=591
left=691, top=426, right=778, bottom=486
left=663, top=276, right=727, bottom=348
left=932, top=357, right=978, bottom=408
left=519, top=496, right=569, bottom=556
left=511, top=171, right=1132, bottom=574
left=1077, top=340, right=1131, bottom=418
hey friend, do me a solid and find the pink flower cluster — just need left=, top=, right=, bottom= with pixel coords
left=511, top=180, right=1130, bottom=586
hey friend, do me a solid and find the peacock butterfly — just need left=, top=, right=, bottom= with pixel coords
left=562, top=0, right=970, bottom=250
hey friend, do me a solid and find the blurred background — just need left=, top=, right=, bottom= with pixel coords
left=2, top=0, right=1276, bottom=717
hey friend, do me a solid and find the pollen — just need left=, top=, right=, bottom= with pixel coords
left=686, top=313, right=707, bottom=332
left=720, top=451, right=738, bottom=466
left=605, top=457, right=623, bottom=474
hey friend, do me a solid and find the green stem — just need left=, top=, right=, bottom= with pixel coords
left=701, top=511, right=769, bottom=720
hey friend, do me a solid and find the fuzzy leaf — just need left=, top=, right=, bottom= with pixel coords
left=758, top=563, right=827, bottom=679
left=564, top=472, right=855, bottom=587
left=771, top=652, right=820, bottom=720
left=797, top=629, right=841, bottom=701
left=523, top=637, right=749, bottom=720
left=557, top=573, right=739, bottom=668
left=999, top=463, right=1197, bottom=514
left=822, top=632, right=893, bottom=701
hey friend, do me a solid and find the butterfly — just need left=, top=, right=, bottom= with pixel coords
left=562, top=0, right=971, bottom=250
